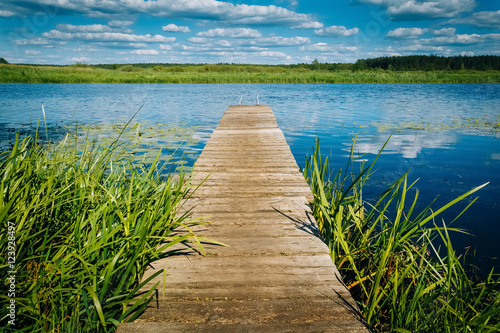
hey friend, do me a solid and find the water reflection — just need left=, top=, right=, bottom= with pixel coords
left=350, top=131, right=458, bottom=159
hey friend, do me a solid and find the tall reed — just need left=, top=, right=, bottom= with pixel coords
left=303, top=137, right=500, bottom=332
left=0, top=131, right=208, bottom=332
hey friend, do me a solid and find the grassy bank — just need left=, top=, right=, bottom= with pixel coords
left=303, top=138, right=500, bottom=332
left=1, top=64, right=500, bottom=83
left=0, top=129, right=209, bottom=332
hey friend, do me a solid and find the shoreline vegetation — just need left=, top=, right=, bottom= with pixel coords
left=1, top=55, right=500, bottom=84
left=0, top=126, right=214, bottom=332
left=303, top=138, right=500, bottom=332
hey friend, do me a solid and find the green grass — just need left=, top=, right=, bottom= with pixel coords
left=1, top=64, right=500, bottom=83
left=0, top=127, right=211, bottom=332
left=303, top=137, right=500, bottom=332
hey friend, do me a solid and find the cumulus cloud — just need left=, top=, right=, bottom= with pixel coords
left=355, top=0, right=476, bottom=21
left=197, top=28, right=261, bottom=38
left=162, top=24, right=191, bottom=33
left=315, top=26, right=359, bottom=37
left=56, top=24, right=114, bottom=33
left=258, top=51, right=290, bottom=58
left=188, top=37, right=235, bottom=47
left=421, top=33, right=500, bottom=45
left=387, top=27, right=428, bottom=38
left=460, top=51, right=475, bottom=56
left=108, top=20, right=134, bottom=27
left=188, top=37, right=209, bottom=43
left=291, top=21, right=324, bottom=29
left=300, top=43, right=358, bottom=53
left=0, top=10, right=14, bottom=17
left=216, top=40, right=232, bottom=47
left=448, top=10, right=500, bottom=29
left=252, top=36, right=310, bottom=46
left=42, top=30, right=176, bottom=43
left=14, top=38, right=52, bottom=45
left=0, top=0, right=316, bottom=27
left=432, top=28, right=456, bottom=36
left=387, top=27, right=458, bottom=39
left=25, top=50, right=41, bottom=55
left=69, top=57, right=90, bottom=62
left=131, top=49, right=159, bottom=55
left=159, top=44, right=173, bottom=50
left=397, top=45, right=447, bottom=52
left=186, top=35, right=308, bottom=51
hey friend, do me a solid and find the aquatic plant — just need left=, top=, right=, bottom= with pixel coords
left=303, top=137, right=500, bottom=332
left=0, top=129, right=210, bottom=332
left=64, top=121, right=200, bottom=172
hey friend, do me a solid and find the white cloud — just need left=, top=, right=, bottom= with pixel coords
left=0, top=10, right=14, bottom=17
left=421, top=33, right=500, bottom=45
left=315, top=26, right=359, bottom=37
left=25, top=50, right=41, bottom=55
left=131, top=49, right=159, bottom=55
left=176, top=39, right=270, bottom=53
left=56, top=24, right=114, bottom=33
left=197, top=28, right=262, bottom=38
left=126, top=43, right=148, bottom=48
left=14, top=38, right=52, bottom=45
left=42, top=30, right=176, bottom=43
left=71, top=46, right=99, bottom=52
left=69, top=57, right=90, bottom=62
left=188, top=38, right=233, bottom=47
left=398, top=45, right=447, bottom=52
left=108, top=20, right=134, bottom=27
left=160, top=44, right=174, bottom=51
left=216, top=40, right=232, bottom=47
left=91, top=42, right=148, bottom=49
left=460, top=51, right=475, bottom=56
left=356, top=0, right=476, bottom=21
left=432, top=28, right=456, bottom=36
left=300, top=43, right=358, bottom=53
left=252, top=36, right=310, bottom=46
left=291, top=21, right=324, bottom=29
left=258, top=51, right=289, bottom=58
left=0, top=0, right=317, bottom=27
left=448, top=10, right=500, bottom=29
left=188, top=37, right=208, bottom=43
left=387, top=27, right=428, bottom=38
left=162, top=24, right=191, bottom=33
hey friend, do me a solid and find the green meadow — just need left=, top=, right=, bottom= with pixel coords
left=1, top=63, right=500, bottom=84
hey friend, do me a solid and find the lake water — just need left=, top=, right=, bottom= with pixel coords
left=1, top=83, right=499, bottom=270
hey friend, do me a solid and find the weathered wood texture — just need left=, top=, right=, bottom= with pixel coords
left=117, top=105, right=369, bottom=332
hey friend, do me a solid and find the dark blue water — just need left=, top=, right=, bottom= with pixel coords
left=1, top=83, right=499, bottom=271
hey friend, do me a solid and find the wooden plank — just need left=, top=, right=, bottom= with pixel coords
left=117, top=105, right=368, bottom=332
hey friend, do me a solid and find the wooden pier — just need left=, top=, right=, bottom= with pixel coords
left=117, top=105, right=368, bottom=332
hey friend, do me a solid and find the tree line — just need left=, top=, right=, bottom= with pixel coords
left=352, top=55, right=500, bottom=71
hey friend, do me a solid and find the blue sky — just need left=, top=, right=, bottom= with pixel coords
left=0, top=0, right=499, bottom=65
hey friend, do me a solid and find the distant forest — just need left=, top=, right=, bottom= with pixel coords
left=353, top=55, right=500, bottom=71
